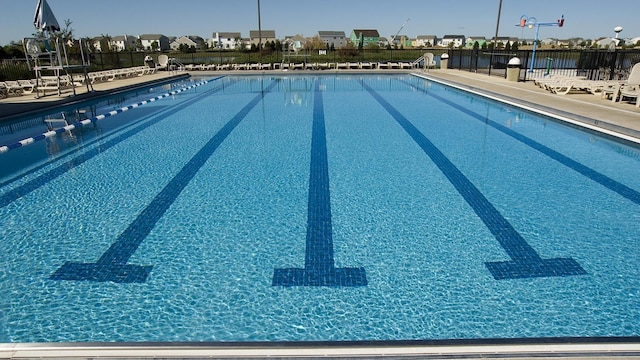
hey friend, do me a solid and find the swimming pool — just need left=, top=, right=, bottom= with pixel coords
left=0, top=74, right=638, bottom=343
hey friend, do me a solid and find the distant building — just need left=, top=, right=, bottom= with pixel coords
left=170, top=35, right=205, bottom=51
left=491, top=36, right=516, bottom=48
left=110, top=35, right=136, bottom=51
left=413, top=35, right=438, bottom=48
left=283, top=34, right=308, bottom=52
left=465, top=36, right=486, bottom=48
left=249, top=30, right=276, bottom=47
left=317, top=31, right=346, bottom=48
left=138, top=34, right=170, bottom=51
left=211, top=32, right=242, bottom=49
left=90, top=36, right=106, bottom=52
left=390, top=35, right=411, bottom=48
left=438, top=35, right=465, bottom=48
left=350, top=29, right=380, bottom=48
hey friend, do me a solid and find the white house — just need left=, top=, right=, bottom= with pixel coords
left=211, top=32, right=242, bottom=49
left=138, top=34, right=170, bottom=51
left=438, top=35, right=465, bottom=48
left=413, top=35, right=438, bottom=48
left=110, top=35, right=136, bottom=51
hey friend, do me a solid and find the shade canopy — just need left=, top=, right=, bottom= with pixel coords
left=33, top=0, right=60, bottom=33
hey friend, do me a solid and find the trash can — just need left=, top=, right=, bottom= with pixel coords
left=440, top=53, right=449, bottom=69
left=144, top=55, right=155, bottom=68
left=506, top=57, right=521, bottom=82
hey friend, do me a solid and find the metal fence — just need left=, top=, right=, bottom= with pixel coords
left=1, top=49, right=446, bottom=81
left=4, top=48, right=640, bottom=83
left=446, top=48, right=640, bottom=81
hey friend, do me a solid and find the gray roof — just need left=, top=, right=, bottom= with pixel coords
left=217, top=32, right=241, bottom=38
left=318, top=31, right=345, bottom=37
left=352, top=29, right=380, bottom=37
left=249, top=30, right=276, bottom=38
left=139, top=34, right=166, bottom=40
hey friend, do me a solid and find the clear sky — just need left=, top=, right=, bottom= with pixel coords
left=2, top=0, right=638, bottom=46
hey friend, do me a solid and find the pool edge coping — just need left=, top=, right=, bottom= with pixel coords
left=2, top=338, right=640, bottom=359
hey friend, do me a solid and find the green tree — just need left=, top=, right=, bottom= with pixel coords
left=99, top=34, right=112, bottom=52
left=365, top=42, right=380, bottom=52
left=234, top=37, right=243, bottom=51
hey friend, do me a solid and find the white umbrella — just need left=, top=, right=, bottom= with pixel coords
left=33, top=0, right=60, bottom=33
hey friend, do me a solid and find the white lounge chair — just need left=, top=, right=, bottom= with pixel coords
left=156, top=55, right=169, bottom=71
left=424, top=53, right=436, bottom=71
left=602, top=63, right=640, bottom=102
left=618, top=83, right=640, bottom=107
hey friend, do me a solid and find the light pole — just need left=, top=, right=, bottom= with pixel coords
left=493, top=0, right=502, bottom=49
left=257, top=0, right=262, bottom=64
left=518, top=15, right=564, bottom=73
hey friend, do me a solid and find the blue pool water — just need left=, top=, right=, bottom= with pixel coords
left=0, top=74, right=638, bottom=342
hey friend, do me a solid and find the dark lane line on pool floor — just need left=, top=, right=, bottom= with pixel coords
left=363, top=82, right=587, bottom=280
left=50, top=80, right=276, bottom=283
left=272, top=80, right=367, bottom=287
left=404, top=79, right=640, bottom=207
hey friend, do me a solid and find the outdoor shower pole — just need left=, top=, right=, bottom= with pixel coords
left=518, top=15, right=564, bottom=73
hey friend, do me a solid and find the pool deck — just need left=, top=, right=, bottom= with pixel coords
left=0, top=68, right=638, bottom=359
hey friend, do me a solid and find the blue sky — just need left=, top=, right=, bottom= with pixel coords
left=2, top=0, right=638, bottom=46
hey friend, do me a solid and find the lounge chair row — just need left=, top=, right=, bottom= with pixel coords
left=533, top=75, right=610, bottom=95
left=532, top=63, right=639, bottom=107
left=0, top=66, right=157, bottom=98
left=181, top=61, right=419, bottom=71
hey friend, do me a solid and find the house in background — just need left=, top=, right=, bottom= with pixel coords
left=138, top=34, right=170, bottom=51
left=90, top=36, right=105, bottom=52
left=413, top=35, right=438, bottom=48
left=211, top=32, right=242, bottom=49
left=170, top=35, right=205, bottom=51
left=318, top=31, right=346, bottom=49
left=465, top=36, right=486, bottom=48
left=283, top=34, right=308, bottom=52
left=438, top=35, right=465, bottom=48
left=249, top=30, right=276, bottom=48
left=390, top=35, right=411, bottom=48
left=350, top=29, right=380, bottom=48
left=110, top=35, right=136, bottom=51
left=491, top=36, right=516, bottom=48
